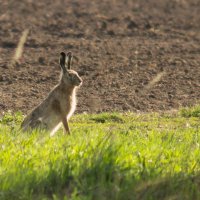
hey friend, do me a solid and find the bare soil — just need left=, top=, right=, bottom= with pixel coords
left=0, top=0, right=200, bottom=115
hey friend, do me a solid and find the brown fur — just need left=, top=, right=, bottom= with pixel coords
left=52, top=99, right=61, bottom=114
left=21, top=52, right=82, bottom=136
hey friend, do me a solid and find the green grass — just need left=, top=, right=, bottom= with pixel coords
left=180, top=105, right=200, bottom=118
left=0, top=106, right=200, bottom=200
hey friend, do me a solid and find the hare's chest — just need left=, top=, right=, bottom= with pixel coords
left=60, top=94, right=76, bottom=114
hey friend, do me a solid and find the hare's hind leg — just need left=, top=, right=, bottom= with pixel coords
left=29, top=118, right=47, bottom=131
left=21, top=118, right=46, bottom=133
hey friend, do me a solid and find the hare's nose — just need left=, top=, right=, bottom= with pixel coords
left=79, top=78, right=83, bottom=85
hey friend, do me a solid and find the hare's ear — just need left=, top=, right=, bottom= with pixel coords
left=59, top=52, right=67, bottom=73
left=66, top=52, right=73, bottom=70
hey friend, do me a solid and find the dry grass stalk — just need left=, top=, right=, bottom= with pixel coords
left=13, top=29, right=29, bottom=63
left=143, top=71, right=166, bottom=91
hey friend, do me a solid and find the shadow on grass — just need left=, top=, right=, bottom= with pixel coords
left=134, top=174, right=200, bottom=200
left=76, top=166, right=200, bottom=200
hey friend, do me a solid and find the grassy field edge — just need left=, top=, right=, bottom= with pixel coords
left=0, top=106, right=200, bottom=200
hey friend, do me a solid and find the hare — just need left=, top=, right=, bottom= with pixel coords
left=21, top=52, right=82, bottom=136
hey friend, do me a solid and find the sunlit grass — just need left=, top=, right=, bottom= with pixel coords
left=0, top=107, right=200, bottom=200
